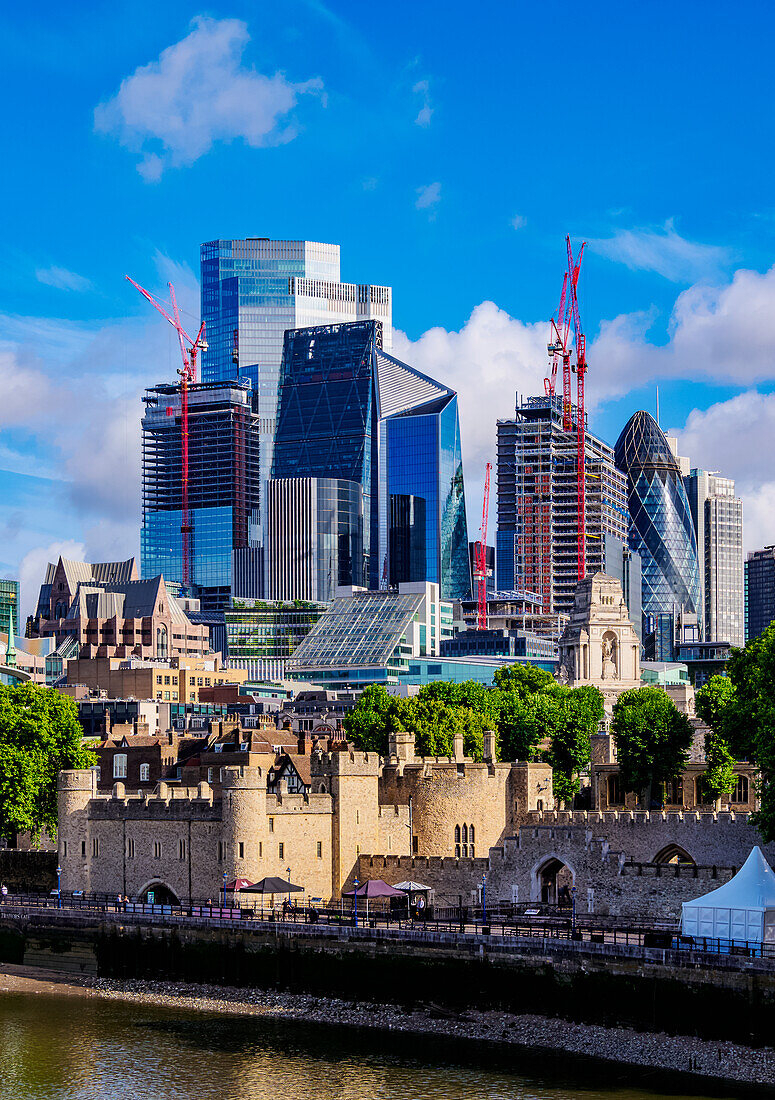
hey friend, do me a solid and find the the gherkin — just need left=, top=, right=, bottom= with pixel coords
left=614, top=411, right=701, bottom=631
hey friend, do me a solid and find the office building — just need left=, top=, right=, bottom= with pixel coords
left=685, top=469, right=744, bottom=647
left=265, top=478, right=364, bottom=602
left=271, top=320, right=470, bottom=599
left=440, top=627, right=556, bottom=661
left=0, top=580, right=19, bottom=640
left=614, top=411, right=701, bottom=643
left=225, top=599, right=327, bottom=683
left=29, top=556, right=209, bottom=661
left=746, top=546, right=775, bottom=641
left=199, top=238, right=391, bottom=538
left=141, top=380, right=261, bottom=610
left=495, top=395, right=628, bottom=614
left=286, top=582, right=454, bottom=690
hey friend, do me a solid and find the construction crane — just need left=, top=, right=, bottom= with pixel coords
left=473, top=462, right=492, bottom=630
left=126, top=276, right=207, bottom=593
left=565, top=236, right=588, bottom=581
left=544, top=271, right=569, bottom=399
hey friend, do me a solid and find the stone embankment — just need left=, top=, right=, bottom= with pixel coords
left=1, top=965, right=772, bottom=1090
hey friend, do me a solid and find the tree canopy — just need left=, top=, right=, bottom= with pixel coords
left=610, top=687, right=693, bottom=805
left=343, top=665, right=603, bottom=803
left=0, top=683, right=95, bottom=841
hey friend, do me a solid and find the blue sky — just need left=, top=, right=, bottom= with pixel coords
left=2, top=1, right=774, bottom=612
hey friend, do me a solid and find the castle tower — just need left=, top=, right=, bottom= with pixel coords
left=313, top=750, right=382, bottom=895
left=557, top=572, right=641, bottom=711
left=220, top=765, right=267, bottom=886
left=57, top=769, right=97, bottom=893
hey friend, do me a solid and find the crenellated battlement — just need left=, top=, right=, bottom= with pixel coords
left=526, top=809, right=753, bottom=827
left=266, top=791, right=333, bottom=814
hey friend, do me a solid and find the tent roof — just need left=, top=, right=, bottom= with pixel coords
left=683, top=847, right=775, bottom=912
left=223, top=878, right=253, bottom=891
left=342, top=879, right=405, bottom=898
left=392, top=881, right=432, bottom=891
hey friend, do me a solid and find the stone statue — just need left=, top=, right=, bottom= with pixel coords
left=601, top=634, right=617, bottom=680
left=555, top=650, right=574, bottom=685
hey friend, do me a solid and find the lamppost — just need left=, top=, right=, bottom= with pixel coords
left=286, top=866, right=291, bottom=914
left=571, top=885, right=577, bottom=936
left=481, top=871, right=487, bottom=925
left=56, top=865, right=62, bottom=909
left=222, top=870, right=227, bottom=913
left=353, top=877, right=359, bottom=928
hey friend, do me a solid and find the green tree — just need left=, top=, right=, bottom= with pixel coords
left=703, top=726, right=737, bottom=801
left=494, top=690, right=545, bottom=762
left=0, top=683, right=95, bottom=841
left=610, top=687, right=693, bottom=807
left=547, top=686, right=604, bottom=806
left=342, top=685, right=407, bottom=754
left=403, top=696, right=487, bottom=760
left=493, top=663, right=557, bottom=701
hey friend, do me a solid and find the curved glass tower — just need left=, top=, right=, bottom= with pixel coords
left=614, top=411, right=701, bottom=628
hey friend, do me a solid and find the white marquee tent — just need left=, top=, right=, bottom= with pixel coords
left=681, top=846, right=775, bottom=944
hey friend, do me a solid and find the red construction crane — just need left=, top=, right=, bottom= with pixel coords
left=544, top=271, right=569, bottom=399
left=565, top=236, right=588, bottom=582
left=473, top=462, right=492, bottom=630
left=126, top=276, right=207, bottom=593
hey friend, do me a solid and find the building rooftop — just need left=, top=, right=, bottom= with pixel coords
left=288, top=590, right=424, bottom=670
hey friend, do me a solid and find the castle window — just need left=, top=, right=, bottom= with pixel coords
left=731, top=775, right=749, bottom=804
left=127, top=838, right=135, bottom=859
left=607, top=775, right=624, bottom=806
left=278, top=843, right=284, bottom=860
left=259, top=842, right=263, bottom=857
left=462, top=824, right=468, bottom=844
left=269, top=818, right=274, bottom=833
left=92, top=838, right=99, bottom=858
left=81, top=841, right=86, bottom=858
left=113, top=755, right=127, bottom=779
left=139, top=764, right=150, bottom=783
left=218, top=841, right=225, bottom=861
left=153, top=841, right=161, bottom=859
left=455, top=845, right=461, bottom=858
left=462, top=844, right=468, bottom=857
left=62, top=841, right=67, bottom=858
left=179, top=840, right=186, bottom=860
left=356, top=810, right=360, bottom=825
left=469, top=824, right=475, bottom=843
left=208, top=768, right=214, bottom=783
left=663, top=777, right=683, bottom=805
left=454, top=825, right=461, bottom=843
left=239, top=842, right=244, bottom=859
left=317, top=841, right=322, bottom=859
left=470, top=845, right=475, bottom=857
left=695, top=777, right=713, bottom=805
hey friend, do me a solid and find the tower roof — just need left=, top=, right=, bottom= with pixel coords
left=614, top=410, right=681, bottom=476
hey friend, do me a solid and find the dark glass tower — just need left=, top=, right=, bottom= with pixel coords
left=614, top=411, right=701, bottom=636
left=141, top=380, right=261, bottom=611
left=271, top=320, right=470, bottom=599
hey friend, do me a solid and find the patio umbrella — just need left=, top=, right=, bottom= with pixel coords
left=223, top=878, right=254, bottom=892
left=342, top=879, right=405, bottom=897
left=239, top=876, right=304, bottom=894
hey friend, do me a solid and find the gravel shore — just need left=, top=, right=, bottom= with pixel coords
left=0, top=964, right=772, bottom=1090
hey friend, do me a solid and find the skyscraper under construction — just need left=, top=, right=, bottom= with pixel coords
left=141, top=380, right=261, bottom=611
left=496, top=395, right=629, bottom=615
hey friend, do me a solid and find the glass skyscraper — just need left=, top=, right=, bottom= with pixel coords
left=199, top=239, right=391, bottom=536
left=614, top=411, right=701, bottom=638
left=271, top=320, right=471, bottom=600
left=0, top=580, right=19, bottom=640
left=685, top=469, right=744, bottom=647
left=141, top=380, right=261, bottom=610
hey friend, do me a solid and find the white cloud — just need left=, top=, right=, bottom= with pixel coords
left=589, top=220, right=731, bottom=283
left=511, top=215, right=527, bottom=230
left=36, top=266, right=92, bottom=292
left=413, top=79, right=433, bottom=127
left=94, top=16, right=323, bottom=179
left=671, top=391, right=775, bottom=553
left=415, top=181, right=441, bottom=211
left=18, top=540, right=86, bottom=621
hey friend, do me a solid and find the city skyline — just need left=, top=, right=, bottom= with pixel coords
left=2, top=4, right=774, bottom=614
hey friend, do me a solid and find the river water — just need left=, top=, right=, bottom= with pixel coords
left=0, top=989, right=747, bottom=1100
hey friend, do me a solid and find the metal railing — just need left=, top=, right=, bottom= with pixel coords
left=3, top=892, right=775, bottom=963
